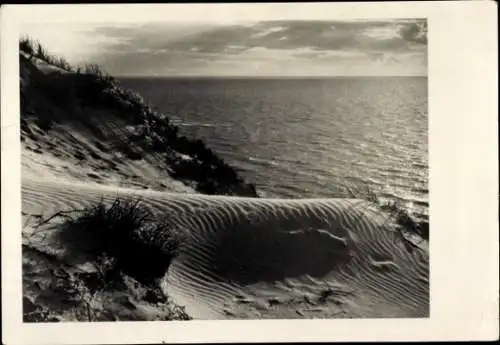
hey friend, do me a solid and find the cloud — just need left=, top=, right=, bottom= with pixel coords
left=251, top=26, right=287, bottom=38
left=399, top=21, right=427, bottom=44
left=178, top=19, right=427, bottom=53
left=94, top=19, right=427, bottom=56
left=21, top=19, right=427, bottom=76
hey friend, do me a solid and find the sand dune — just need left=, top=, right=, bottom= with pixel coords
left=22, top=177, right=428, bottom=320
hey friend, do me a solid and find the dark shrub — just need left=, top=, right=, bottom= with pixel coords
left=57, top=198, right=182, bottom=285
left=417, top=221, right=429, bottom=240
left=39, top=74, right=78, bottom=111
left=123, top=146, right=143, bottom=160
left=20, top=37, right=36, bottom=56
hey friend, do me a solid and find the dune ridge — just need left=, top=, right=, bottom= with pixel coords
left=23, top=178, right=428, bottom=319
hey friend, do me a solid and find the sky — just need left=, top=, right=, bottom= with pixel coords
left=20, top=18, right=427, bottom=77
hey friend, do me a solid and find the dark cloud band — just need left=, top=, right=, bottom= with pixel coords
left=86, top=19, right=427, bottom=76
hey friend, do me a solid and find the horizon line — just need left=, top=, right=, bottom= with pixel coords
left=116, top=74, right=428, bottom=79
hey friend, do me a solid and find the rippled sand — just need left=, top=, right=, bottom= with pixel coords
left=22, top=176, right=428, bottom=320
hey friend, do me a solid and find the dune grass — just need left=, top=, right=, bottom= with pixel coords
left=20, top=36, right=73, bottom=72
left=344, top=182, right=429, bottom=243
left=57, top=198, right=183, bottom=285
left=20, top=36, right=111, bottom=78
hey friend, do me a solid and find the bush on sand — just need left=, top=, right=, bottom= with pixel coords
left=57, top=198, right=183, bottom=285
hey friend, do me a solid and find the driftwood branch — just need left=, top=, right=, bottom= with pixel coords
left=22, top=209, right=81, bottom=229
left=22, top=209, right=84, bottom=244
left=35, top=210, right=80, bottom=227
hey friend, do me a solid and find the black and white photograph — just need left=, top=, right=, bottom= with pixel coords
left=19, top=13, right=430, bottom=322
left=1, top=2, right=498, bottom=343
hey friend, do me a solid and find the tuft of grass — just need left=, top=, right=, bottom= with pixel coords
left=344, top=182, right=429, bottom=242
left=20, top=36, right=117, bottom=83
left=166, top=303, right=192, bottom=321
left=378, top=199, right=428, bottom=241
left=57, top=198, right=182, bottom=285
left=20, top=36, right=73, bottom=72
left=19, top=36, right=37, bottom=56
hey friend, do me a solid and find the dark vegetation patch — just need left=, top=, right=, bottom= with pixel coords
left=19, top=36, right=258, bottom=197
left=57, top=198, right=182, bottom=285
left=345, top=183, right=429, bottom=252
left=361, top=187, right=428, bottom=241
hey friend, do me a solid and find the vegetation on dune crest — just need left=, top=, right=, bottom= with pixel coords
left=20, top=36, right=72, bottom=72
left=19, top=36, right=259, bottom=197
left=344, top=183, right=428, bottom=250
left=20, top=36, right=111, bottom=76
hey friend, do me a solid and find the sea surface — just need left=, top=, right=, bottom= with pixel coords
left=119, top=77, right=428, bottom=221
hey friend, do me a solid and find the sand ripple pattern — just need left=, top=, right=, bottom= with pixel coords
left=22, top=179, right=428, bottom=319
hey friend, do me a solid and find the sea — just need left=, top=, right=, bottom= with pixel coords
left=119, top=77, right=428, bottom=222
